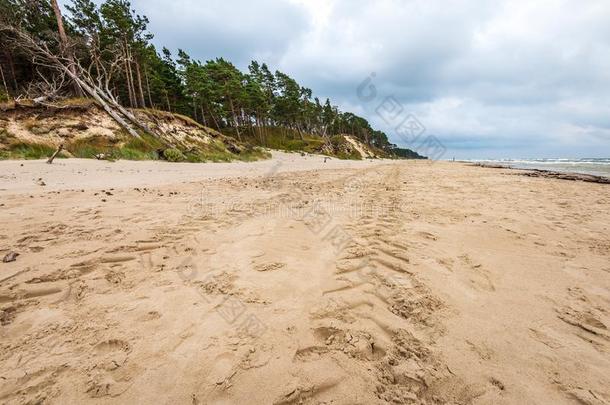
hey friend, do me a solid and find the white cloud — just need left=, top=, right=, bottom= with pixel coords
left=61, top=0, right=610, bottom=158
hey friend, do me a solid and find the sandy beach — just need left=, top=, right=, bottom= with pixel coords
left=0, top=154, right=608, bottom=404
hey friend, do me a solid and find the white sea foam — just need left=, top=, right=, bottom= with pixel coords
left=467, top=158, right=610, bottom=177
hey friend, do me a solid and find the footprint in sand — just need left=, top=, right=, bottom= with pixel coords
left=253, top=262, right=286, bottom=272
left=95, top=339, right=132, bottom=354
left=207, top=352, right=237, bottom=385
left=555, top=287, right=609, bottom=350
left=105, top=270, right=125, bottom=285
left=418, top=231, right=438, bottom=241
left=458, top=254, right=495, bottom=292
left=0, top=305, right=19, bottom=325
left=138, top=310, right=161, bottom=321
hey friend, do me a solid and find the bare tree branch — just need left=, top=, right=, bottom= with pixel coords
left=0, top=24, right=160, bottom=140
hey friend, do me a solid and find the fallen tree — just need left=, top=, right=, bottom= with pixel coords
left=0, top=24, right=158, bottom=140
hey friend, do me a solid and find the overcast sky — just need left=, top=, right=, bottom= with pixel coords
left=61, top=0, right=610, bottom=159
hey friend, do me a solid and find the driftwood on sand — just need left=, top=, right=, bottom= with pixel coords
left=470, top=163, right=610, bottom=184
left=516, top=169, right=610, bottom=184
left=47, top=143, right=64, bottom=164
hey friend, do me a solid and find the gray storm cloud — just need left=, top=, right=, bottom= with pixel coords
left=60, top=0, right=610, bottom=158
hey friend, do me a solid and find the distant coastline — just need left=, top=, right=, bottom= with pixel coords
left=466, top=159, right=610, bottom=184
left=464, top=158, right=610, bottom=178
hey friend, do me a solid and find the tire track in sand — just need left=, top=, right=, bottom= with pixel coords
left=284, top=166, right=459, bottom=404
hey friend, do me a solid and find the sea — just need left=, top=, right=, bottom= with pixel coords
left=467, top=158, right=610, bottom=178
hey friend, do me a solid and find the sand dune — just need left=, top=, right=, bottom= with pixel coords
left=0, top=155, right=608, bottom=404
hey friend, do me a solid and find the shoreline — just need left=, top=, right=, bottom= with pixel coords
left=468, top=161, right=610, bottom=184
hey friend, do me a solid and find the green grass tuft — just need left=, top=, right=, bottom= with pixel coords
left=67, top=135, right=117, bottom=158
left=117, top=147, right=156, bottom=160
left=163, top=148, right=185, bottom=162
left=237, top=147, right=272, bottom=162
left=0, top=142, right=58, bottom=160
left=66, top=134, right=160, bottom=161
left=227, top=126, right=326, bottom=155
left=331, top=135, right=362, bottom=160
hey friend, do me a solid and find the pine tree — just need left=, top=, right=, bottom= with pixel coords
left=0, top=0, right=425, bottom=158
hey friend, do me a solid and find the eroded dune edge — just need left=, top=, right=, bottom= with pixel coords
left=1, top=157, right=608, bottom=404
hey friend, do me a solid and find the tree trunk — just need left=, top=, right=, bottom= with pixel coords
left=50, top=0, right=81, bottom=96
left=94, top=84, right=156, bottom=136
left=127, top=44, right=138, bottom=107
left=256, top=115, right=264, bottom=144
left=200, top=106, right=207, bottom=127
left=122, top=41, right=135, bottom=108
left=144, top=65, right=153, bottom=108
left=247, top=110, right=253, bottom=134
left=207, top=106, right=220, bottom=131
left=92, top=36, right=102, bottom=77
left=135, top=58, right=146, bottom=108
left=78, top=77, right=141, bottom=138
left=165, top=91, right=171, bottom=112
left=228, top=98, right=241, bottom=141
left=50, top=0, right=68, bottom=52
left=5, top=50, right=18, bottom=91
left=0, top=63, right=9, bottom=99
left=124, top=59, right=134, bottom=107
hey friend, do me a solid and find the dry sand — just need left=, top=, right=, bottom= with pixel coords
left=0, top=154, right=608, bottom=404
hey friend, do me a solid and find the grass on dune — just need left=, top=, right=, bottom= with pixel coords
left=66, top=133, right=162, bottom=160
left=227, top=126, right=363, bottom=160
left=225, top=126, right=326, bottom=154
left=0, top=108, right=271, bottom=163
left=181, top=140, right=270, bottom=163
left=0, top=142, right=61, bottom=160
left=330, top=135, right=362, bottom=160
left=0, top=136, right=270, bottom=163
